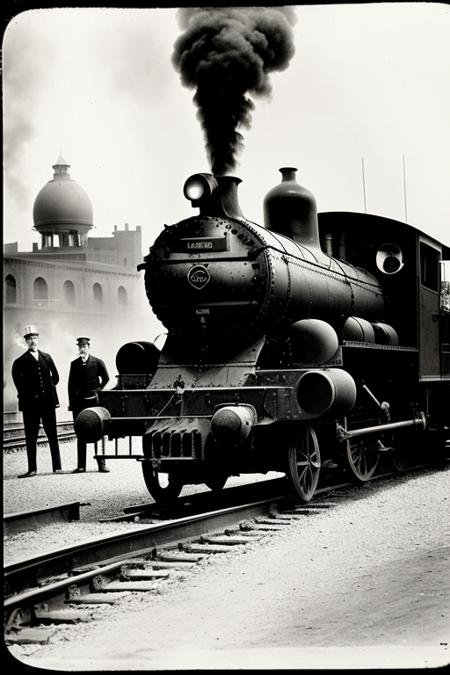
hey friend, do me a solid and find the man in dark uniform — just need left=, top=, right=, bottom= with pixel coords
left=68, top=337, right=110, bottom=473
left=11, top=325, right=62, bottom=478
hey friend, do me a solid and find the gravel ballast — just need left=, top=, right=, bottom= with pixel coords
left=4, top=441, right=450, bottom=670
left=3, top=439, right=284, bottom=563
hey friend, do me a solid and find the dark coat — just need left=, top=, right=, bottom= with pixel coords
left=68, top=355, right=109, bottom=411
left=11, top=350, right=60, bottom=411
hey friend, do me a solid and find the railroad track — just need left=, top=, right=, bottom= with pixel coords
left=5, top=462, right=436, bottom=647
left=3, top=421, right=76, bottom=451
left=5, top=476, right=347, bottom=645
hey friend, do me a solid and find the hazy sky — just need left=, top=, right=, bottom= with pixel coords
left=3, top=4, right=450, bottom=252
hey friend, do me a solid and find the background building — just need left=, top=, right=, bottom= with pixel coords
left=3, top=155, right=163, bottom=417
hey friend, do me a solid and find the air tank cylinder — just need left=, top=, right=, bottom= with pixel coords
left=263, top=167, right=321, bottom=249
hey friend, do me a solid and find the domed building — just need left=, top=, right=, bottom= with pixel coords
left=4, top=155, right=161, bottom=418
left=33, top=154, right=94, bottom=249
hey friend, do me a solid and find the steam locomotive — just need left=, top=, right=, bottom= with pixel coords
left=76, top=168, right=450, bottom=503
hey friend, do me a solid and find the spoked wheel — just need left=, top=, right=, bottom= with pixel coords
left=287, top=425, right=321, bottom=502
left=345, top=438, right=379, bottom=482
left=204, top=472, right=228, bottom=493
left=141, top=463, right=183, bottom=504
left=390, top=445, right=410, bottom=473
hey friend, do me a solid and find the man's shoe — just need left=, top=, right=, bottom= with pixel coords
left=53, top=469, right=63, bottom=474
left=98, top=466, right=110, bottom=473
left=17, top=471, right=36, bottom=478
left=72, top=467, right=86, bottom=473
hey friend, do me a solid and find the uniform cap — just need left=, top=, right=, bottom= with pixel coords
left=76, top=336, right=91, bottom=345
left=24, top=325, right=39, bottom=338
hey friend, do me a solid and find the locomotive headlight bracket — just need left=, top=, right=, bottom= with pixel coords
left=376, top=243, right=404, bottom=275
left=183, top=173, right=218, bottom=204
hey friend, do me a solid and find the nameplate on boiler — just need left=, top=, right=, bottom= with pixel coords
left=176, top=235, right=229, bottom=252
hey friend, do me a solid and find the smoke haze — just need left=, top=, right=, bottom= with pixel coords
left=172, top=7, right=297, bottom=175
left=3, top=22, right=54, bottom=227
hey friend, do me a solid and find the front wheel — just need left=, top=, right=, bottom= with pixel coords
left=286, top=425, right=321, bottom=502
left=141, top=463, right=183, bottom=504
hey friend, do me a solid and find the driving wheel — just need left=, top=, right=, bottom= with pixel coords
left=286, top=425, right=321, bottom=502
left=345, top=438, right=379, bottom=482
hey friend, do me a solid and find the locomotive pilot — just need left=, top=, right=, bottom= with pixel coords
left=11, top=325, right=63, bottom=477
left=68, top=337, right=110, bottom=473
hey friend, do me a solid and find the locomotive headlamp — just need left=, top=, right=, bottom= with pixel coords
left=183, top=173, right=218, bottom=203
left=376, top=243, right=404, bottom=275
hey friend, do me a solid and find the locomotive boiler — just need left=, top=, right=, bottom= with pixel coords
left=144, top=168, right=383, bottom=361
left=76, top=167, right=450, bottom=503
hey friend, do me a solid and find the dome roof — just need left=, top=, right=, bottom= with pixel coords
left=33, top=155, right=93, bottom=232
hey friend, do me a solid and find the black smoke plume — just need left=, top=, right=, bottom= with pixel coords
left=172, top=7, right=297, bottom=175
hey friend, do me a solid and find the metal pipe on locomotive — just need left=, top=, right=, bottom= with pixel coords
left=75, top=167, right=450, bottom=503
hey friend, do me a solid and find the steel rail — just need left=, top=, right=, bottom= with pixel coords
left=4, top=502, right=83, bottom=536
left=3, top=474, right=359, bottom=609
left=3, top=420, right=74, bottom=435
left=4, top=493, right=289, bottom=612
left=3, top=431, right=77, bottom=451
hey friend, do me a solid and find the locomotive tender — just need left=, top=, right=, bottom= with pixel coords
left=76, top=167, right=450, bottom=502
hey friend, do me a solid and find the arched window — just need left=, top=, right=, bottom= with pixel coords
left=63, top=280, right=75, bottom=306
left=5, top=275, right=17, bottom=304
left=118, top=286, right=127, bottom=308
left=33, top=277, right=48, bottom=302
left=93, top=282, right=103, bottom=308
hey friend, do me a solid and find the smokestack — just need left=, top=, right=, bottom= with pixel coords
left=172, top=7, right=297, bottom=175
left=198, top=175, right=245, bottom=220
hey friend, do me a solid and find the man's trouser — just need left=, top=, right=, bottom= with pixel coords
left=22, top=405, right=62, bottom=473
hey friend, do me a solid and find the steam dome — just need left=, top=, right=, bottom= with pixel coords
left=264, top=167, right=320, bottom=249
